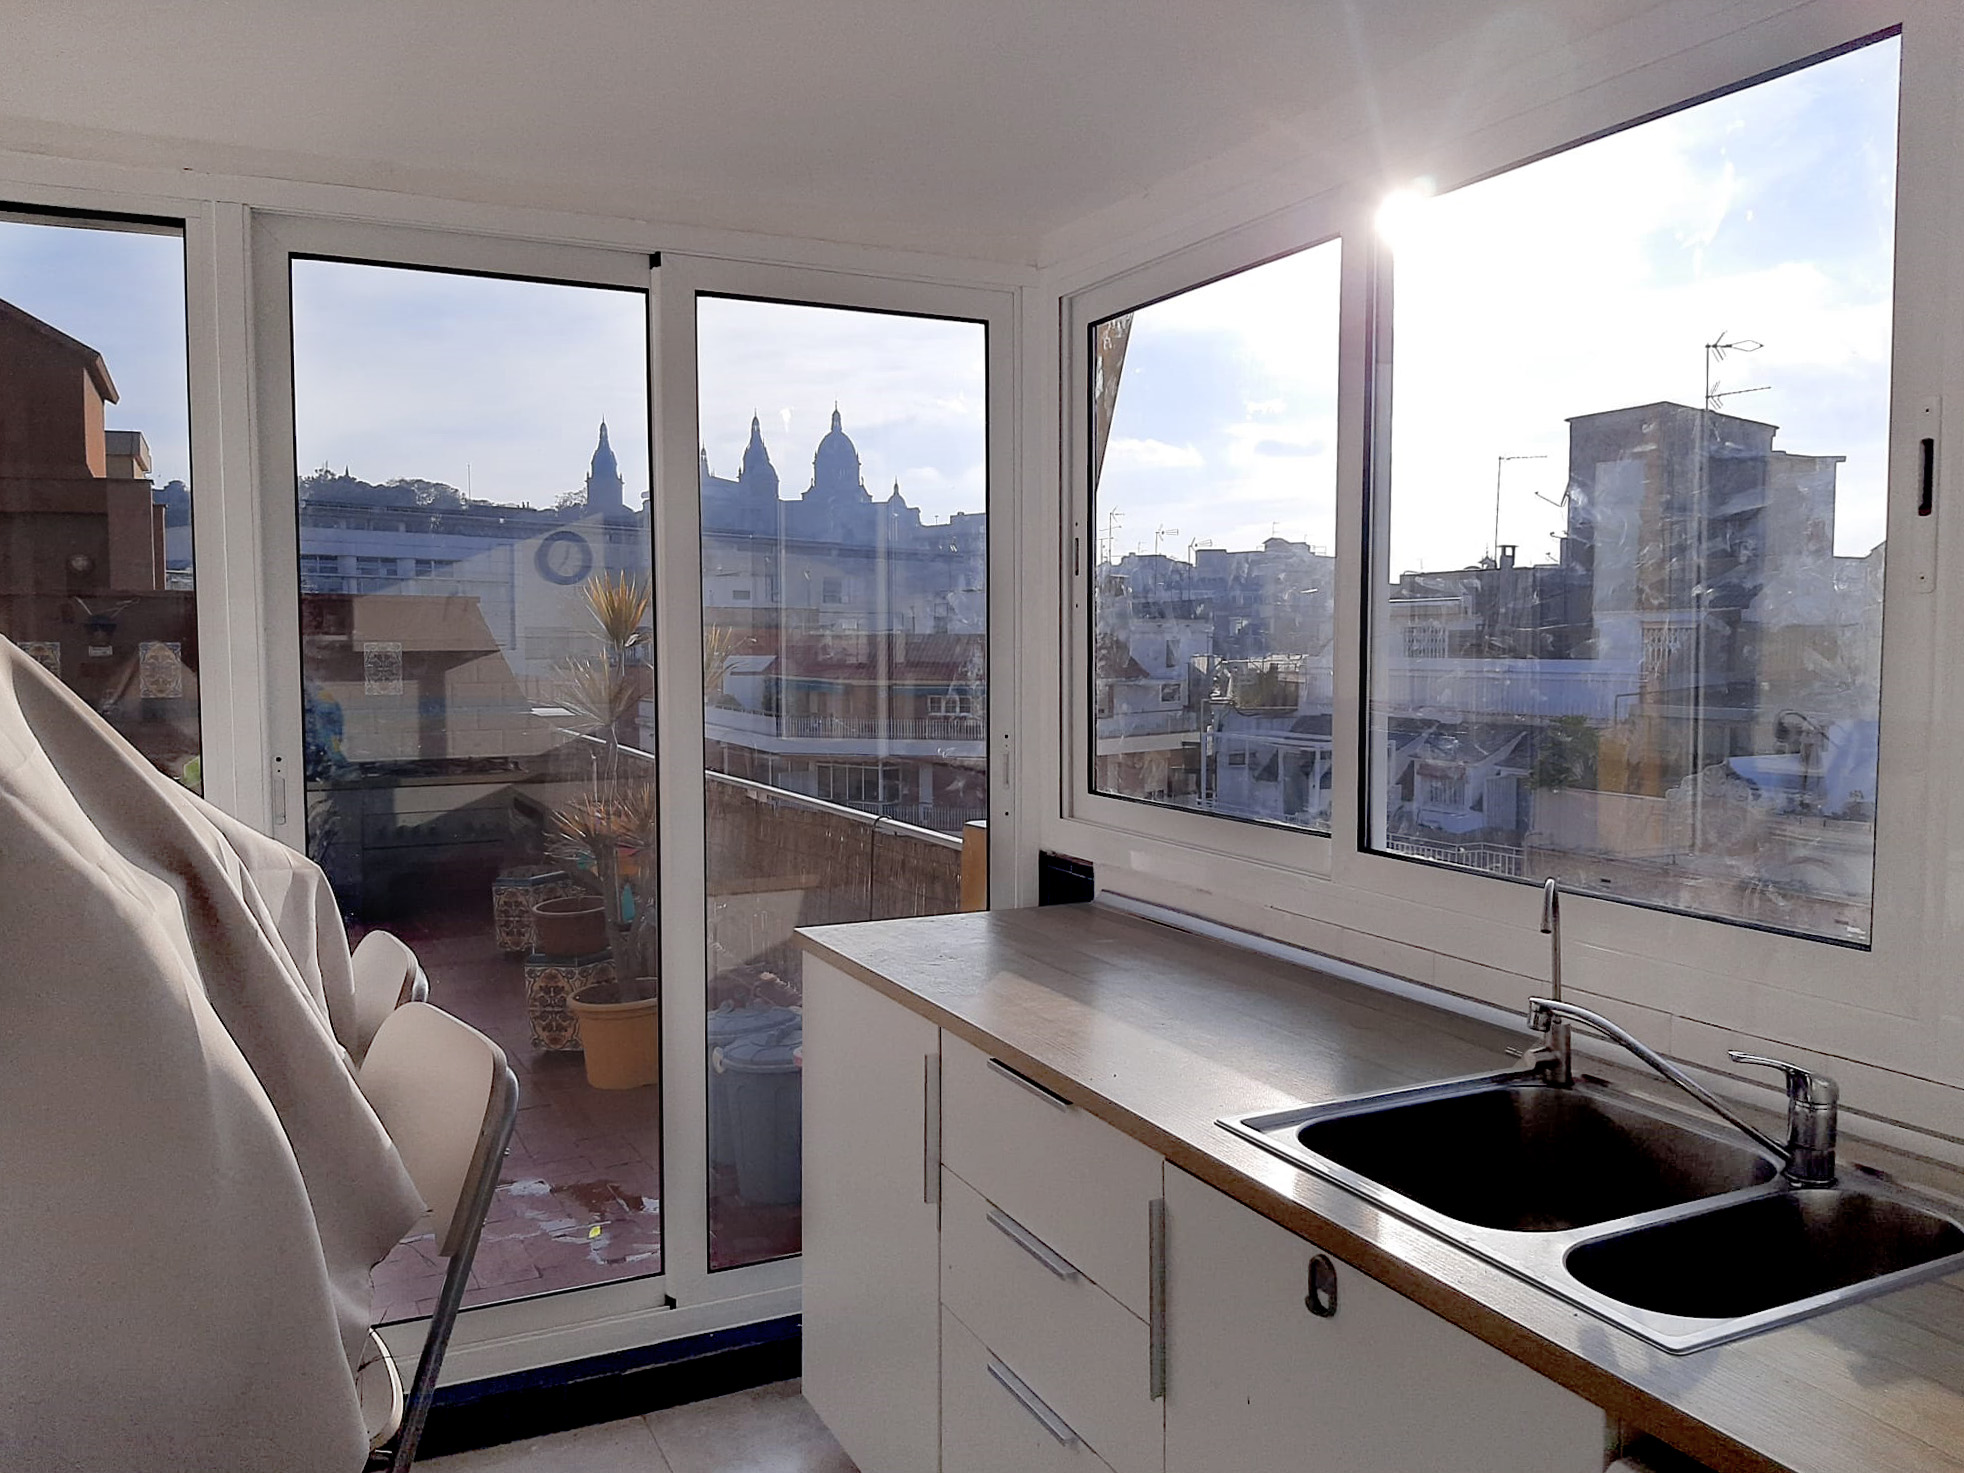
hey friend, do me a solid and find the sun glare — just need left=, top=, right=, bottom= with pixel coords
left=1375, top=181, right=1436, bottom=251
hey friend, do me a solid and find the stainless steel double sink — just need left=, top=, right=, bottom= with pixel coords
left=1222, top=1072, right=1964, bottom=1353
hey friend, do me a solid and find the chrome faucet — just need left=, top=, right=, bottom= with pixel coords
left=1524, top=879, right=1573, bottom=1087
left=1526, top=996, right=1839, bottom=1186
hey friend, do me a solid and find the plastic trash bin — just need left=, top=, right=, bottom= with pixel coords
left=718, top=1019, right=805, bottom=1205
left=706, top=1003, right=799, bottom=1167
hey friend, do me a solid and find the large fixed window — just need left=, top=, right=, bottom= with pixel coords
left=1370, top=36, right=1899, bottom=944
left=0, top=211, right=200, bottom=787
left=1089, top=241, right=1341, bottom=831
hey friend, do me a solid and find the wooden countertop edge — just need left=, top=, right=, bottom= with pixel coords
left=797, top=930, right=1804, bottom=1473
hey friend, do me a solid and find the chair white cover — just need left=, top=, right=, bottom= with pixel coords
left=351, top=929, right=426, bottom=1062
left=359, top=1002, right=503, bottom=1254
left=0, top=637, right=424, bottom=1472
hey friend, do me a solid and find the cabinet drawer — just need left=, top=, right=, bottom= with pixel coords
left=941, top=1170, right=1161, bottom=1473
left=940, top=1032, right=1163, bottom=1316
left=943, top=1306, right=1117, bottom=1473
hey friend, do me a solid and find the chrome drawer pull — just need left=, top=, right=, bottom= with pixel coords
left=923, top=1052, right=941, bottom=1206
left=987, top=1056, right=1073, bottom=1110
left=1148, top=1196, right=1167, bottom=1400
left=986, top=1353, right=1080, bottom=1447
left=986, top=1206, right=1080, bottom=1280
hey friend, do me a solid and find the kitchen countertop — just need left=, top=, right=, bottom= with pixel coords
left=796, top=902, right=1964, bottom=1473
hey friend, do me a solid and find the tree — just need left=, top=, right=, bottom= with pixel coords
left=1530, top=715, right=1599, bottom=791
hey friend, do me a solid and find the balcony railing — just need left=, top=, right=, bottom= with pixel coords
left=706, top=708, right=985, bottom=743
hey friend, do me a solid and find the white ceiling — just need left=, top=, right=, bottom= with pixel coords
left=1, top=1, right=1648, bottom=263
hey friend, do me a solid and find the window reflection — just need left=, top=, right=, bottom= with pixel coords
left=0, top=218, right=200, bottom=787
left=1372, top=39, right=1898, bottom=942
left=1089, top=241, right=1341, bottom=831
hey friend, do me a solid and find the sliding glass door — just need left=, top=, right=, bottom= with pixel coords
left=695, top=294, right=989, bottom=1269
left=286, top=255, right=661, bottom=1316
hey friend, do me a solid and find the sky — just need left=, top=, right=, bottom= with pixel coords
left=291, top=260, right=648, bottom=507
left=0, top=35, right=1895, bottom=565
left=0, top=217, right=191, bottom=488
left=696, top=296, right=987, bottom=524
left=1095, top=239, right=1342, bottom=563
left=1096, top=34, right=1900, bottom=575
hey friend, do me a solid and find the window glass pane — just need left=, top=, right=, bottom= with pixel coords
left=698, top=295, right=987, bottom=1270
left=291, top=259, right=660, bottom=1314
left=0, top=216, right=200, bottom=787
left=1090, top=241, right=1340, bottom=830
left=1372, top=38, right=1898, bottom=942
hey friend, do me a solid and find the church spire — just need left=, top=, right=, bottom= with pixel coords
left=738, top=410, right=779, bottom=499
left=584, top=418, right=624, bottom=513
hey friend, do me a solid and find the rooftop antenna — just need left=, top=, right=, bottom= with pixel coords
left=1102, top=507, right=1125, bottom=565
left=1493, top=454, right=1547, bottom=562
left=1705, top=331, right=1768, bottom=413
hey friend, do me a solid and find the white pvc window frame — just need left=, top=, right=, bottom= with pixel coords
left=1064, top=214, right=1350, bottom=879
left=1054, top=3, right=1964, bottom=1117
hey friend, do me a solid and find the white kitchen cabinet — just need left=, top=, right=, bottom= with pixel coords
left=940, top=1032, right=1165, bottom=1317
left=802, top=957, right=942, bottom=1473
left=1162, top=1165, right=1607, bottom=1473
left=940, top=1169, right=1162, bottom=1473
left=941, top=1307, right=1118, bottom=1473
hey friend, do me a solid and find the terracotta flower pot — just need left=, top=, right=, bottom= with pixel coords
left=532, top=895, right=606, bottom=957
left=569, top=982, right=660, bottom=1090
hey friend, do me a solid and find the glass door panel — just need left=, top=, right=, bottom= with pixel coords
left=0, top=214, right=201, bottom=786
left=288, top=258, right=661, bottom=1316
left=697, top=295, right=987, bottom=1269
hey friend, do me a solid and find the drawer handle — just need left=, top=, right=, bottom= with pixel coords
left=987, top=1056, right=1073, bottom=1110
left=986, top=1353, right=1081, bottom=1447
left=924, top=1052, right=941, bottom=1206
left=986, top=1206, right=1080, bottom=1280
left=1148, top=1196, right=1167, bottom=1400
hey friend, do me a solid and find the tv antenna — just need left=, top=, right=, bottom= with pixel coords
left=1102, top=507, right=1124, bottom=565
left=1492, top=454, right=1547, bottom=562
left=1705, top=332, right=1768, bottom=413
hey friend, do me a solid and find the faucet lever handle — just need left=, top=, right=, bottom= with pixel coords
left=1727, top=1050, right=1839, bottom=1107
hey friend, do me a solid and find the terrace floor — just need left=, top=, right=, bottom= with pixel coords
left=362, top=882, right=806, bottom=1320
left=364, top=897, right=667, bottom=1320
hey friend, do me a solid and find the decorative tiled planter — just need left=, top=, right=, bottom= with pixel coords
left=493, top=866, right=574, bottom=956
left=524, top=951, right=614, bottom=1050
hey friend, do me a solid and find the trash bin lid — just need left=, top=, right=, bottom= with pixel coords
left=707, top=1002, right=799, bottom=1045
left=720, top=1021, right=803, bottom=1072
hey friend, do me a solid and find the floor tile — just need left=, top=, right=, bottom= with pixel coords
left=644, top=1382, right=855, bottom=1473
left=420, top=1414, right=671, bottom=1471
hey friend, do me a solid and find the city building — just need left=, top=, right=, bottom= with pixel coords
left=701, top=409, right=988, bottom=831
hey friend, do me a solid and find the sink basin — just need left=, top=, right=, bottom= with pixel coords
left=1566, top=1187, right=1964, bottom=1320
left=1295, top=1080, right=1776, bottom=1232
left=1221, top=1073, right=1964, bottom=1352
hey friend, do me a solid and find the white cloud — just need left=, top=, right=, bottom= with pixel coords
left=1104, top=437, right=1205, bottom=471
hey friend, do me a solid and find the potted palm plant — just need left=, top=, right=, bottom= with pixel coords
left=549, top=571, right=662, bottom=1089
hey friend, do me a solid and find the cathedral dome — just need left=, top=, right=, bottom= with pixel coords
left=810, top=406, right=866, bottom=501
